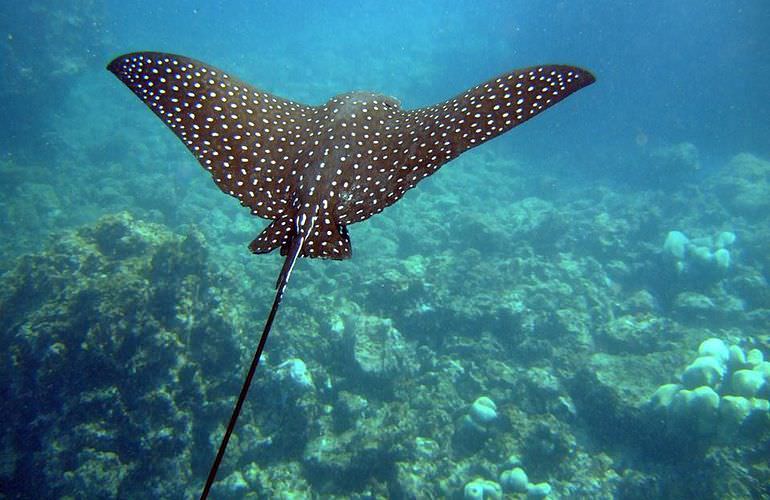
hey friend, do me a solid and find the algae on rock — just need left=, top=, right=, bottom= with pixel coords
left=0, top=213, right=243, bottom=499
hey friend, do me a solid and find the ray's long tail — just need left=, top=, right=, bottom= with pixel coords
left=200, top=233, right=305, bottom=499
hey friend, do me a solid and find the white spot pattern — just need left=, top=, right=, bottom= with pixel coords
left=109, top=52, right=594, bottom=260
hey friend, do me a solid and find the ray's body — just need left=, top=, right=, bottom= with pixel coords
left=107, top=52, right=595, bottom=498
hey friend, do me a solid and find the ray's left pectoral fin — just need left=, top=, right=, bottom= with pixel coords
left=107, top=52, right=312, bottom=220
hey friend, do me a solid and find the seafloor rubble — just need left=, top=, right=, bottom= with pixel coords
left=1, top=154, right=769, bottom=498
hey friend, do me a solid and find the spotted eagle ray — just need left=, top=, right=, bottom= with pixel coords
left=107, top=52, right=594, bottom=497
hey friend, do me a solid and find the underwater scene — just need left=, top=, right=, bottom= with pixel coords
left=1, top=1, right=770, bottom=498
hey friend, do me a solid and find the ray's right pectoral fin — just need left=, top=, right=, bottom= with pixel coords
left=248, top=216, right=293, bottom=254
left=428, top=65, right=595, bottom=156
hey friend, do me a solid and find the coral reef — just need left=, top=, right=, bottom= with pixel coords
left=649, top=338, right=770, bottom=438
left=0, top=213, right=243, bottom=499
left=2, top=144, right=770, bottom=498
left=710, top=154, right=770, bottom=220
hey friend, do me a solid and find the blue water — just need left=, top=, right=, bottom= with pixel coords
left=4, top=2, right=769, bottom=171
left=1, top=1, right=769, bottom=498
